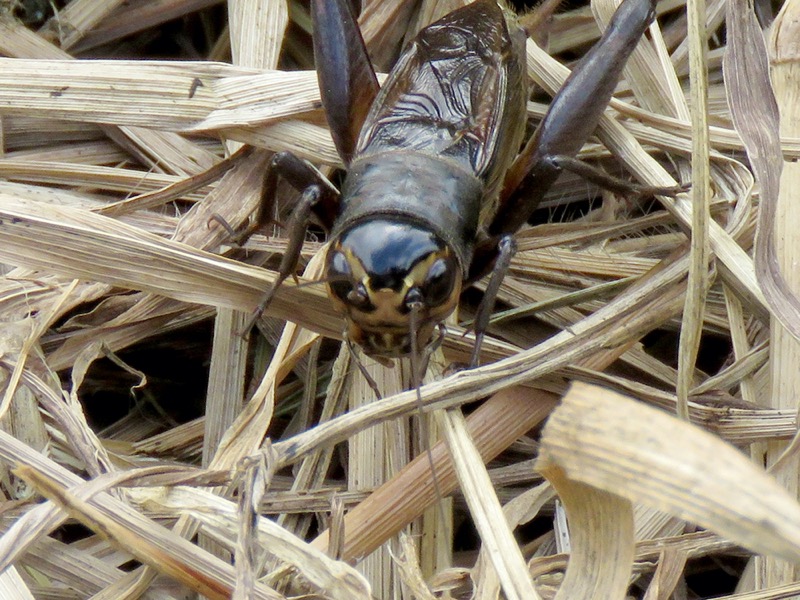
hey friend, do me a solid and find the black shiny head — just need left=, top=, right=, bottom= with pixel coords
left=326, top=219, right=461, bottom=357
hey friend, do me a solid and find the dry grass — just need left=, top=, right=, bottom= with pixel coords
left=0, top=0, right=798, bottom=598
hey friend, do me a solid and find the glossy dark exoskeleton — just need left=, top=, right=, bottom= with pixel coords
left=260, top=0, right=659, bottom=359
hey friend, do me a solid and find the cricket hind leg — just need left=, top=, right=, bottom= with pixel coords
left=311, top=0, right=379, bottom=166
left=544, top=155, right=688, bottom=200
left=243, top=151, right=341, bottom=334
left=489, top=0, right=660, bottom=238
left=466, top=0, right=660, bottom=361
left=243, top=0, right=377, bottom=333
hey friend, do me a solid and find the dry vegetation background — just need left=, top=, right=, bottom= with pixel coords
left=0, top=0, right=800, bottom=598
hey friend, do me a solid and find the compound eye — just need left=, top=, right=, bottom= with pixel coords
left=346, top=285, right=370, bottom=308
left=420, top=256, right=458, bottom=308
left=326, top=251, right=354, bottom=303
left=327, top=250, right=371, bottom=310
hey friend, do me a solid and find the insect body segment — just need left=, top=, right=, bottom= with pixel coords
left=354, top=0, right=527, bottom=182
left=326, top=152, right=479, bottom=356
